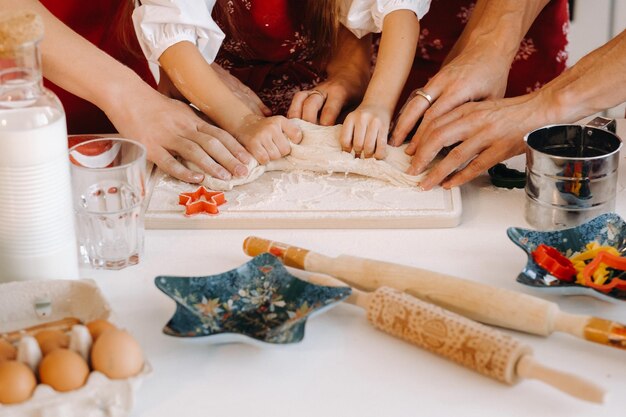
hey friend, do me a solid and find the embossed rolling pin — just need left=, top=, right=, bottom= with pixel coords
left=306, top=274, right=606, bottom=403
left=243, top=237, right=626, bottom=350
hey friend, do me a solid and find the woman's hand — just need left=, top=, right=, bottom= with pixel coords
left=339, top=103, right=391, bottom=159
left=287, top=74, right=368, bottom=126
left=390, top=43, right=510, bottom=147
left=107, top=87, right=253, bottom=184
left=287, top=27, right=371, bottom=126
left=232, top=114, right=303, bottom=164
left=406, top=92, right=550, bottom=190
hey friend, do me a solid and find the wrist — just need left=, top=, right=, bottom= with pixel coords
left=230, top=112, right=262, bottom=138
left=98, top=69, right=152, bottom=123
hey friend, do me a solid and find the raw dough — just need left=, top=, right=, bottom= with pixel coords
left=186, top=119, right=425, bottom=191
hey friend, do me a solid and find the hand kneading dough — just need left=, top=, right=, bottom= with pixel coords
left=186, top=119, right=425, bottom=191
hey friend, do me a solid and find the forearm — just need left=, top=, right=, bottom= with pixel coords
left=325, top=25, right=372, bottom=90
left=538, top=29, right=626, bottom=123
left=445, top=0, right=550, bottom=64
left=362, top=10, right=419, bottom=112
left=158, top=41, right=254, bottom=133
left=1, top=0, right=148, bottom=118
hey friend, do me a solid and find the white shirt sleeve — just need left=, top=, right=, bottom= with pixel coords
left=339, top=0, right=431, bottom=38
left=132, top=0, right=225, bottom=65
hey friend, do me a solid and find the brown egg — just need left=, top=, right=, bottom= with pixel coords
left=34, top=330, right=69, bottom=356
left=39, top=349, right=89, bottom=392
left=0, top=361, right=37, bottom=404
left=0, top=339, right=16, bottom=362
left=91, top=329, right=143, bottom=379
left=86, top=319, right=116, bottom=341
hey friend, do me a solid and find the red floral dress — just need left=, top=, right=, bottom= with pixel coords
left=398, top=0, right=569, bottom=109
left=40, top=0, right=156, bottom=134
left=213, top=0, right=568, bottom=118
left=212, top=0, right=325, bottom=116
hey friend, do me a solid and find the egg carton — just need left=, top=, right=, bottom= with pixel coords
left=0, top=279, right=151, bottom=417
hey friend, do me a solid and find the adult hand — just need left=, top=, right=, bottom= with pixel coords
left=232, top=114, right=303, bottom=164
left=389, top=45, right=510, bottom=147
left=108, top=88, right=253, bottom=184
left=406, top=92, right=547, bottom=190
left=287, top=74, right=368, bottom=126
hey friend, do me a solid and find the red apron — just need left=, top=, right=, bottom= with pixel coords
left=40, top=0, right=156, bottom=134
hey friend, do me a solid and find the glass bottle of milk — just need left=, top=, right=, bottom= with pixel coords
left=0, top=11, right=78, bottom=281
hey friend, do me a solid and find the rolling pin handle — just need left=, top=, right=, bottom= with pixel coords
left=515, top=355, right=606, bottom=404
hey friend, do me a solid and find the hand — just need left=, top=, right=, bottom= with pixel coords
left=339, top=103, right=391, bottom=159
left=390, top=44, right=510, bottom=147
left=406, top=92, right=548, bottom=190
left=107, top=88, right=253, bottom=184
left=233, top=114, right=303, bottom=164
left=287, top=74, right=368, bottom=126
left=211, top=63, right=272, bottom=117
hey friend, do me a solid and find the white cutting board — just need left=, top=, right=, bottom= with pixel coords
left=145, top=167, right=462, bottom=229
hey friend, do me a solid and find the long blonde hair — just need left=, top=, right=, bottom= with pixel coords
left=305, top=0, right=340, bottom=60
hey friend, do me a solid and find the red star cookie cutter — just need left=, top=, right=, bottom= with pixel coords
left=178, top=186, right=226, bottom=216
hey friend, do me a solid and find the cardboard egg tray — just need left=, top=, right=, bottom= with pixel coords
left=0, top=279, right=150, bottom=417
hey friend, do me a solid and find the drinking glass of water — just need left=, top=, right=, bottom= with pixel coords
left=69, top=138, right=146, bottom=269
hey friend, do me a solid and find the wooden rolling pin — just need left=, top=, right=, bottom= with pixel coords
left=243, top=237, right=626, bottom=350
left=305, top=273, right=606, bottom=403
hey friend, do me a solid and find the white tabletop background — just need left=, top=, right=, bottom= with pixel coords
left=84, top=121, right=626, bottom=417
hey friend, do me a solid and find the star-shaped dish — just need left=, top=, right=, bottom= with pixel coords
left=178, top=186, right=226, bottom=216
left=154, top=253, right=352, bottom=344
left=507, top=213, right=626, bottom=301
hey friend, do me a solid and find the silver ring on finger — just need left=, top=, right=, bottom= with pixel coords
left=413, top=88, right=433, bottom=107
left=308, top=89, right=327, bottom=103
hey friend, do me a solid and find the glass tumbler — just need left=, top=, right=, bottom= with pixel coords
left=69, top=138, right=146, bottom=269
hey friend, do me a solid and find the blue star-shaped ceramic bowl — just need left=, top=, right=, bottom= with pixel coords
left=507, top=212, right=626, bottom=301
left=154, top=253, right=351, bottom=344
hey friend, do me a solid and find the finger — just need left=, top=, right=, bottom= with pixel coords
left=352, top=118, right=367, bottom=156
left=151, top=147, right=204, bottom=183
left=405, top=105, right=467, bottom=156
left=374, top=126, right=388, bottom=160
left=302, top=94, right=325, bottom=124
left=280, top=117, right=303, bottom=144
left=320, top=94, right=344, bottom=126
left=249, top=142, right=271, bottom=165
left=339, top=117, right=355, bottom=153
left=188, top=130, right=249, bottom=178
left=390, top=95, right=430, bottom=146
left=274, top=131, right=292, bottom=156
left=419, top=132, right=490, bottom=190
left=171, top=137, right=232, bottom=180
left=441, top=149, right=502, bottom=189
left=362, top=121, right=379, bottom=158
left=406, top=111, right=472, bottom=176
left=198, top=123, right=253, bottom=165
left=423, top=89, right=468, bottom=122
left=263, top=135, right=283, bottom=160
left=287, top=91, right=310, bottom=119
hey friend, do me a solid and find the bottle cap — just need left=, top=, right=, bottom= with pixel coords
left=0, top=11, right=44, bottom=55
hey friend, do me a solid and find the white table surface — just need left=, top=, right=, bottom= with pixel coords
left=82, top=121, right=626, bottom=417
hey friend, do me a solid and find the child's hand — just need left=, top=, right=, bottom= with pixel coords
left=339, top=104, right=391, bottom=159
left=234, top=114, right=303, bottom=164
